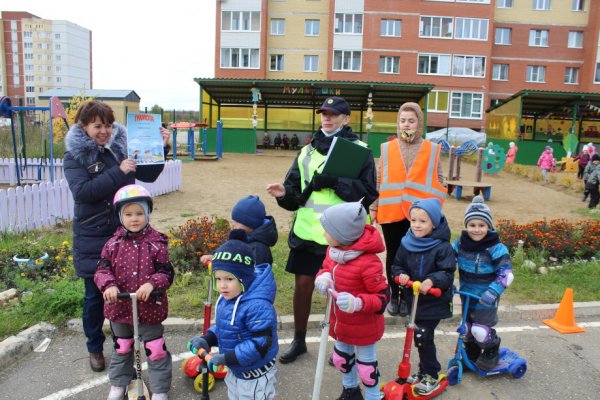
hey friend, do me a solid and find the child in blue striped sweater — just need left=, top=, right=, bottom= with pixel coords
left=452, top=195, right=514, bottom=371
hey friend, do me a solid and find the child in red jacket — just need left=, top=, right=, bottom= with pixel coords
left=94, top=184, right=175, bottom=400
left=314, top=200, right=390, bottom=400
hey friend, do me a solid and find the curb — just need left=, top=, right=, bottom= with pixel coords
left=2, top=301, right=599, bottom=373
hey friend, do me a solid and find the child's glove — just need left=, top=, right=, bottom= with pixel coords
left=314, top=273, right=333, bottom=294
left=187, top=336, right=210, bottom=355
left=479, top=289, right=498, bottom=307
left=336, top=292, right=363, bottom=313
left=207, top=353, right=226, bottom=373
left=312, top=173, right=338, bottom=191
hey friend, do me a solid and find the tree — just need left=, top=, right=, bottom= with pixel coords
left=150, top=104, right=164, bottom=115
left=52, top=94, right=95, bottom=144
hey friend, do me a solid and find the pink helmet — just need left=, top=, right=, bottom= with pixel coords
left=113, top=184, right=153, bottom=213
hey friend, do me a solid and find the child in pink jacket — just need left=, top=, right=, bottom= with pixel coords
left=537, top=146, right=556, bottom=183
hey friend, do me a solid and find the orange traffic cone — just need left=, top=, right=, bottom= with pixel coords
left=543, top=288, right=585, bottom=334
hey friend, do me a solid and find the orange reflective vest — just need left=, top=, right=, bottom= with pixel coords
left=377, top=139, right=447, bottom=223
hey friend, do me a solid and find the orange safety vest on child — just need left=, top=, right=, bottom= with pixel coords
left=377, top=139, right=447, bottom=223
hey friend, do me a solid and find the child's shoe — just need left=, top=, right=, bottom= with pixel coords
left=398, top=298, right=409, bottom=317
left=406, top=372, right=422, bottom=384
left=476, top=340, right=500, bottom=371
left=336, top=386, right=364, bottom=400
left=582, top=193, right=589, bottom=202
left=106, top=386, right=126, bottom=400
left=413, top=374, right=440, bottom=396
left=152, top=393, right=168, bottom=400
left=386, top=298, right=400, bottom=315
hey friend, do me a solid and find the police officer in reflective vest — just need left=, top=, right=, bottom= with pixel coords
left=266, top=96, right=378, bottom=364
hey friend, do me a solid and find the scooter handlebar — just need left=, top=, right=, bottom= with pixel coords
left=116, top=290, right=165, bottom=299
left=393, top=278, right=442, bottom=297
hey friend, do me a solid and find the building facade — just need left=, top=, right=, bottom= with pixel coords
left=0, top=11, right=92, bottom=107
left=214, top=0, right=600, bottom=131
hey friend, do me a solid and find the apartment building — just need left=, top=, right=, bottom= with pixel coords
left=214, top=0, right=600, bottom=131
left=0, top=11, right=92, bottom=108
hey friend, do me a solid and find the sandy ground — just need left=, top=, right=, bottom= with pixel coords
left=151, top=150, right=585, bottom=234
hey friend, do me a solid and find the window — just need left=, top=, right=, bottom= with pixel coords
left=526, top=65, right=546, bottom=82
left=451, top=92, right=484, bottom=119
left=418, top=54, right=451, bottom=75
left=564, top=67, right=579, bottom=84
left=379, top=56, right=400, bottom=74
left=529, top=30, right=549, bottom=46
left=304, top=55, right=318, bottom=72
left=492, top=64, right=509, bottom=80
left=595, top=63, right=600, bottom=83
left=333, top=50, right=361, bottom=71
left=533, top=0, right=550, bottom=10
left=497, top=0, right=513, bottom=7
left=305, top=19, right=320, bottom=36
left=271, top=19, right=285, bottom=35
left=455, top=18, right=488, bottom=40
left=222, top=11, right=260, bottom=32
left=270, top=54, right=284, bottom=71
left=419, top=16, right=453, bottom=38
left=381, top=19, right=401, bottom=37
left=55, top=33, right=61, bottom=39
left=334, top=13, right=363, bottom=34
left=572, top=0, right=585, bottom=11
left=452, top=55, right=486, bottom=77
left=427, top=91, right=449, bottom=112
left=220, top=48, right=260, bottom=68
left=495, top=28, right=511, bottom=45
left=568, top=31, right=583, bottom=48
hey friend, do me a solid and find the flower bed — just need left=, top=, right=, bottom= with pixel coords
left=497, top=218, right=600, bottom=260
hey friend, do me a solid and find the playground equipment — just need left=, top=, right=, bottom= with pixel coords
left=0, top=96, right=68, bottom=185
left=170, top=121, right=223, bottom=161
left=446, top=290, right=527, bottom=385
left=446, top=145, right=493, bottom=201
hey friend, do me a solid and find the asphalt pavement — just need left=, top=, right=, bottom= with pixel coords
left=1, top=306, right=600, bottom=400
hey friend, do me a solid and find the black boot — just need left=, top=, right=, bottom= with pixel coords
left=336, top=386, right=364, bottom=400
left=476, top=337, right=500, bottom=371
left=279, top=331, right=307, bottom=364
left=464, top=340, right=481, bottom=363
left=398, top=289, right=409, bottom=317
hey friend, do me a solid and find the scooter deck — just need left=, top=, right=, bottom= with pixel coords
left=127, top=378, right=150, bottom=399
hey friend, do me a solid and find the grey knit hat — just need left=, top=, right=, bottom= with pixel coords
left=464, top=195, right=494, bottom=229
left=320, top=201, right=367, bottom=246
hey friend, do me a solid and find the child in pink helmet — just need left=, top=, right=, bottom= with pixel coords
left=94, top=184, right=175, bottom=400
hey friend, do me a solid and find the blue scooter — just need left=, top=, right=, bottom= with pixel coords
left=446, top=290, right=527, bottom=385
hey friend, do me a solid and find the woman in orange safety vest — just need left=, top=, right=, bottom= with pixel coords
left=370, top=102, right=446, bottom=316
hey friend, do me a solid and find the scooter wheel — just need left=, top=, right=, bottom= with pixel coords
left=446, top=361, right=463, bottom=386
left=194, top=373, right=216, bottom=392
left=211, top=364, right=228, bottom=379
left=510, top=361, right=527, bottom=379
left=182, top=356, right=201, bottom=378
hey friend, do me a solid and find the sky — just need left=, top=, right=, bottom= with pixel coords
left=2, top=0, right=217, bottom=110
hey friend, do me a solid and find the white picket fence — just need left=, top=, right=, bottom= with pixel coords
left=0, top=158, right=66, bottom=185
left=0, top=160, right=182, bottom=233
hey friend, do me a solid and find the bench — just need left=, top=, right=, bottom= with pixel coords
left=445, top=180, right=492, bottom=201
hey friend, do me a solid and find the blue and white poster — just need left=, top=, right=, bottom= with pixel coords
left=126, top=113, right=165, bottom=165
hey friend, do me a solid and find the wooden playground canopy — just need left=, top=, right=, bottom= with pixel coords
left=194, top=77, right=434, bottom=122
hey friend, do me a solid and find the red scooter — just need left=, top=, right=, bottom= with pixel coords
left=382, top=280, right=451, bottom=400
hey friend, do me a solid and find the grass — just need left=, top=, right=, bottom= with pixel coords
left=1, top=226, right=598, bottom=341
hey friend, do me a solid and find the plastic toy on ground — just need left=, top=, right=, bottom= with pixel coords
left=381, top=280, right=450, bottom=400
left=446, top=290, right=527, bottom=386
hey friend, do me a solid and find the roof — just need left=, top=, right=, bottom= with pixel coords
left=487, top=89, right=600, bottom=118
left=193, top=78, right=434, bottom=111
left=38, top=89, right=141, bottom=102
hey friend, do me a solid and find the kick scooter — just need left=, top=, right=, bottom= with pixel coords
left=382, top=280, right=450, bottom=400
left=446, top=290, right=527, bottom=385
left=116, top=291, right=163, bottom=400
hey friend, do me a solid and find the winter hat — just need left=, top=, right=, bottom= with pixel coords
left=119, top=201, right=150, bottom=228
left=545, top=146, right=552, bottom=152
left=320, top=200, right=367, bottom=246
left=231, top=195, right=266, bottom=230
left=509, top=142, right=515, bottom=147
left=211, top=229, right=256, bottom=290
left=592, top=154, right=600, bottom=162
left=464, top=195, right=494, bottom=229
left=409, top=198, right=443, bottom=227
